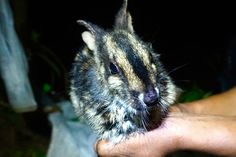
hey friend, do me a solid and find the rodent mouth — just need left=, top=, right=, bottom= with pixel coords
left=151, top=106, right=166, bottom=125
left=136, top=103, right=168, bottom=131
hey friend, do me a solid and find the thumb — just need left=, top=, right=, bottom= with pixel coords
left=95, top=140, right=116, bottom=156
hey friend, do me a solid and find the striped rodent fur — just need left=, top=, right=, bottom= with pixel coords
left=70, top=0, right=179, bottom=143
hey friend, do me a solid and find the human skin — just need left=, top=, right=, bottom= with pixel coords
left=95, top=87, right=236, bottom=157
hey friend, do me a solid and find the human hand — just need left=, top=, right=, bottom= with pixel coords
left=95, top=112, right=181, bottom=157
left=95, top=104, right=236, bottom=157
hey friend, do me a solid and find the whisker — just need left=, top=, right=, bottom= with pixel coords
left=174, top=79, right=191, bottom=83
left=158, top=63, right=189, bottom=81
left=158, top=99, right=168, bottom=108
left=141, top=110, right=152, bottom=130
left=141, top=118, right=148, bottom=131
left=166, top=63, right=189, bottom=76
left=159, top=97, right=173, bottom=105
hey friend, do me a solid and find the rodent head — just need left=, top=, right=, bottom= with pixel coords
left=71, top=0, right=178, bottom=141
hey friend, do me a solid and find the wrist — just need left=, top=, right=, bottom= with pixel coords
left=153, top=115, right=184, bottom=154
left=165, top=114, right=236, bottom=156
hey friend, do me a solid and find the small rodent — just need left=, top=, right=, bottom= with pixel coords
left=70, top=0, right=179, bottom=143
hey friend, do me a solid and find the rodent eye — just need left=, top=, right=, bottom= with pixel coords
left=109, top=62, right=119, bottom=75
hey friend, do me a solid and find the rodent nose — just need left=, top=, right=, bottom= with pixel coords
left=143, top=87, right=159, bottom=106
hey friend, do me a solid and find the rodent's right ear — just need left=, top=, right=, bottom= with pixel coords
left=81, top=31, right=95, bottom=51
left=77, top=20, right=105, bottom=51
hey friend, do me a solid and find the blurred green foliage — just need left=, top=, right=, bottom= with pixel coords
left=42, top=83, right=52, bottom=93
left=10, top=149, right=46, bottom=157
left=179, top=85, right=212, bottom=103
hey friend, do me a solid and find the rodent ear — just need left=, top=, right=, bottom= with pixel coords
left=81, top=31, right=96, bottom=51
left=114, top=0, right=134, bottom=33
left=77, top=20, right=105, bottom=50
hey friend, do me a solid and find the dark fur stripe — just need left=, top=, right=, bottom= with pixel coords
left=112, top=33, right=151, bottom=85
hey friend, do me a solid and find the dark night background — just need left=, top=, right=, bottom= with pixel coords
left=1, top=0, right=236, bottom=156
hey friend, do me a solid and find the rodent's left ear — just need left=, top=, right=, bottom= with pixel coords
left=114, top=0, right=134, bottom=33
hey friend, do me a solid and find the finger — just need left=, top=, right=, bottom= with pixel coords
left=94, top=140, right=100, bottom=155
left=95, top=140, right=115, bottom=156
left=95, top=137, right=144, bottom=157
left=94, top=140, right=105, bottom=155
